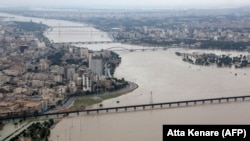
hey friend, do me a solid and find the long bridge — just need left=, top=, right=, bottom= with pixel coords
left=1, top=95, right=250, bottom=121
left=105, top=46, right=169, bottom=52
left=54, top=41, right=171, bottom=52
left=50, top=26, right=87, bottom=28
left=54, top=41, right=116, bottom=45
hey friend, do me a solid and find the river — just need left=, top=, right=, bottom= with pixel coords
left=1, top=12, right=250, bottom=141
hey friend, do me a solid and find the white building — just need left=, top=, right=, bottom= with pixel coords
left=82, top=74, right=91, bottom=92
left=76, top=77, right=82, bottom=86
left=247, top=54, right=250, bottom=62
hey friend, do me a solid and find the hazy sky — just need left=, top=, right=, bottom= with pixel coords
left=1, top=0, right=250, bottom=8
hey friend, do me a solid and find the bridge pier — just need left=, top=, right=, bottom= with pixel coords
left=87, top=111, right=89, bottom=114
left=235, top=98, right=237, bottom=101
left=177, top=103, right=180, bottom=106
left=160, top=104, right=163, bottom=108
left=97, top=110, right=99, bottom=114
left=202, top=101, right=205, bottom=104
left=243, top=97, right=245, bottom=101
left=186, top=102, right=188, bottom=106
left=106, top=109, right=108, bottom=112
left=134, top=107, right=136, bottom=110
left=169, top=104, right=171, bottom=107
left=210, top=100, right=213, bottom=103
left=143, top=106, right=145, bottom=109
left=125, top=108, right=127, bottom=111
left=219, top=99, right=221, bottom=103
left=152, top=105, right=154, bottom=108
left=116, top=108, right=118, bottom=112
left=227, top=98, right=229, bottom=102
left=194, top=101, right=196, bottom=105
left=77, top=111, right=79, bottom=115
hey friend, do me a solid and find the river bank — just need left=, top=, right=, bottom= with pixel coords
left=47, top=81, right=138, bottom=112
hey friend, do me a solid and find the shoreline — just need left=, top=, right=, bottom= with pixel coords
left=47, top=81, right=138, bottom=112
left=67, top=81, right=138, bottom=110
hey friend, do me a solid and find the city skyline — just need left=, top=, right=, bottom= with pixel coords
left=1, top=0, right=250, bottom=9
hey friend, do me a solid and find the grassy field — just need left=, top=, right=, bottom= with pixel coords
left=71, top=93, right=122, bottom=110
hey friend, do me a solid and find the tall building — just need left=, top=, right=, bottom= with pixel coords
left=66, top=68, right=75, bottom=81
left=89, top=55, right=103, bottom=76
left=82, top=74, right=91, bottom=91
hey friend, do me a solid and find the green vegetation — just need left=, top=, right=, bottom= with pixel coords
left=200, top=40, right=248, bottom=50
left=0, top=88, right=8, bottom=93
left=100, top=93, right=122, bottom=100
left=73, top=97, right=102, bottom=108
left=14, top=21, right=48, bottom=32
left=140, top=38, right=249, bottom=50
left=9, top=119, right=54, bottom=141
left=47, top=51, right=64, bottom=65
left=175, top=52, right=182, bottom=56
left=83, top=17, right=155, bottom=32
left=177, top=52, right=250, bottom=68
left=71, top=93, right=122, bottom=109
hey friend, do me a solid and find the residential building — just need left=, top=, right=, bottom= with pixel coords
left=82, top=74, right=92, bottom=91
left=89, top=55, right=103, bottom=76
left=80, top=47, right=89, bottom=58
left=66, top=68, right=75, bottom=81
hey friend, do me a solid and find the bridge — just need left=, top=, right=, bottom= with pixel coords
left=50, top=26, right=87, bottom=28
left=105, top=46, right=169, bottom=52
left=1, top=95, right=250, bottom=121
left=53, top=41, right=116, bottom=45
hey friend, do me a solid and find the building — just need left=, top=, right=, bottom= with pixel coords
left=247, top=54, right=250, bottom=62
left=31, top=80, right=44, bottom=88
left=80, top=48, right=89, bottom=58
left=89, top=55, right=103, bottom=76
left=54, top=74, right=63, bottom=83
left=0, top=72, right=2, bottom=86
left=73, top=73, right=79, bottom=82
left=66, top=68, right=75, bottom=81
left=76, top=77, right=82, bottom=86
left=40, top=59, right=49, bottom=71
left=102, top=50, right=111, bottom=58
left=82, top=74, right=91, bottom=91
left=41, top=101, right=48, bottom=112
left=25, top=101, right=42, bottom=113
left=69, top=81, right=77, bottom=93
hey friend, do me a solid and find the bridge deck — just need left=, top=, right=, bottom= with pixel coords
left=50, top=26, right=87, bottom=28
left=1, top=95, right=249, bottom=121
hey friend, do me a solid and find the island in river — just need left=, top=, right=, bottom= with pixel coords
left=176, top=51, right=250, bottom=69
